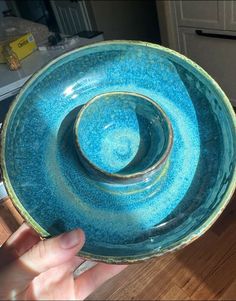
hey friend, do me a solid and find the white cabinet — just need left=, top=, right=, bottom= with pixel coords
left=225, top=1, right=236, bottom=31
left=50, top=0, right=96, bottom=35
left=179, top=27, right=236, bottom=104
left=165, top=0, right=236, bottom=106
left=176, top=0, right=236, bottom=32
left=175, top=0, right=225, bottom=29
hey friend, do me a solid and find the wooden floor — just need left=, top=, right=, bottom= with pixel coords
left=0, top=192, right=236, bottom=300
left=90, top=191, right=236, bottom=300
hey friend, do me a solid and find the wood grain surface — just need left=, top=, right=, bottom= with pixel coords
left=89, top=191, right=236, bottom=300
left=0, top=192, right=235, bottom=300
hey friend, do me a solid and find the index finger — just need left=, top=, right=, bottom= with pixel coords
left=0, top=223, right=40, bottom=267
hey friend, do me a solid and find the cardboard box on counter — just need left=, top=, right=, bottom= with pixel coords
left=0, top=32, right=37, bottom=63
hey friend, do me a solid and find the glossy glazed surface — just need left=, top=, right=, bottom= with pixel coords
left=75, top=91, right=172, bottom=183
left=1, top=41, right=235, bottom=262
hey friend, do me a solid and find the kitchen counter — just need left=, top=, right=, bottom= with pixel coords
left=0, top=34, right=103, bottom=102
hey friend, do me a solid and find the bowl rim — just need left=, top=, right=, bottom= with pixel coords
left=1, top=40, right=235, bottom=263
left=74, top=91, right=173, bottom=182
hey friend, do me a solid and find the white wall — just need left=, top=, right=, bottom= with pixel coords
left=155, top=1, right=179, bottom=50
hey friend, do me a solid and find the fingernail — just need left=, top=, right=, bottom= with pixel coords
left=60, top=229, right=81, bottom=249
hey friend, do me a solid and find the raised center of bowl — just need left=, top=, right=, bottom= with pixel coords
left=74, top=92, right=173, bottom=183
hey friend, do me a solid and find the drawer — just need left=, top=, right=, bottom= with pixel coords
left=179, top=27, right=236, bottom=106
left=175, top=0, right=225, bottom=30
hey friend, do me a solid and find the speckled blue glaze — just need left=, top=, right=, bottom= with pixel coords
left=2, top=41, right=236, bottom=262
left=75, top=91, right=172, bottom=183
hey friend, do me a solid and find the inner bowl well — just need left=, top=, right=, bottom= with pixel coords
left=74, top=92, right=173, bottom=183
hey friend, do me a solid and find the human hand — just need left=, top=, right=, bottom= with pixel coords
left=0, top=223, right=127, bottom=300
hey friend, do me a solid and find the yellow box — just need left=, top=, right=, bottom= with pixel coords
left=0, top=33, right=37, bottom=63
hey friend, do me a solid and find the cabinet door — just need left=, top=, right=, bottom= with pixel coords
left=225, top=1, right=236, bottom=30
left=50, top=0, right=96, bottom=35
left=175, top=1, right=225, bottom=30
left=179, top=27, right=236, bottom=106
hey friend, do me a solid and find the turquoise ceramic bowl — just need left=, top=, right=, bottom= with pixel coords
left=1, top=41, right=235, bottom=263
left=74, top=91, right=173, bottom=184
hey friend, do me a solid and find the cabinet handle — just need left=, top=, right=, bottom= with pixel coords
left=195, top=29, right=236, bottom=40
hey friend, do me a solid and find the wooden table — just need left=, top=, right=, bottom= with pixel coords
left=90, top=192, right=236, bottom=300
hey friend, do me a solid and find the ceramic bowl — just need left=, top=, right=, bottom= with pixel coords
left=74, top=91, right=173, bottom=184
left=1, top=41, right=235, bottom=263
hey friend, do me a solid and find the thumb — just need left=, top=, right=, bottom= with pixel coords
left=20, top=229, right=85, bottom=275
